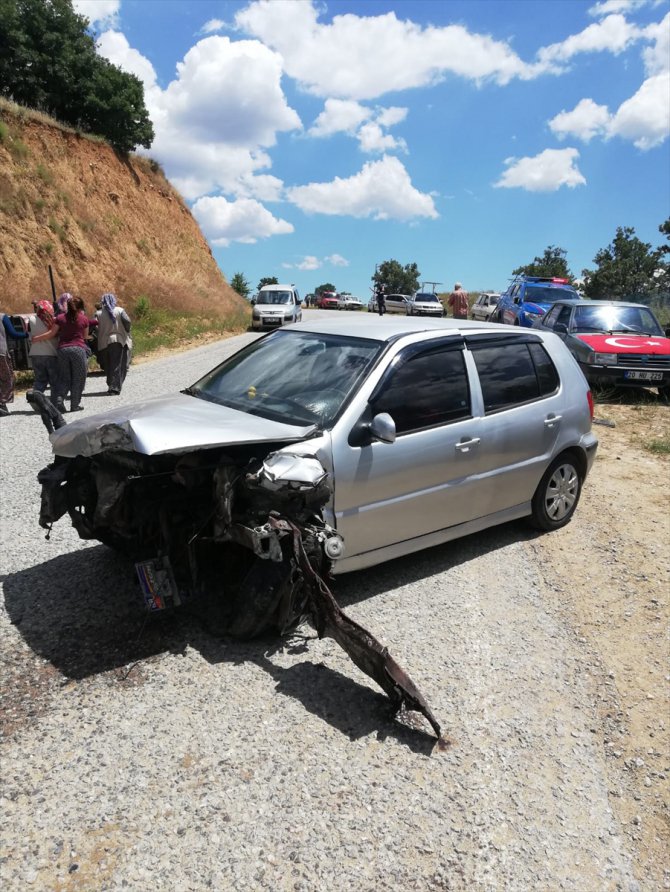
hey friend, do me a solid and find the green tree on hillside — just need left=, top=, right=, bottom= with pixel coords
left=257, top=276, right=278, bottom=291
left=315, top=282, right=336, bottom=296
left=513, top=246, right=573, bottom=281
left=372, top=259, right=420, bottom=295
left=581, top=226, right=664, bottom=299
left=0, top=0, right=153, bottom=152
left=230, top=272, right=251, bottom=299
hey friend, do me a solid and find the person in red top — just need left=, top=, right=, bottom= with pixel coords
left=447, top=282, right=469, bottom=320
left=32, top=295, right=89, bottom=412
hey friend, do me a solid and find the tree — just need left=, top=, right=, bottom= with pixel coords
left=230, top=272, right=251, bottom=299
left=314, top=282, right=336, bottom=296
left=0, top=0, right=153, bottom=152
left=372, top=260, right=420, bottom=295
left=582, top=226, right=664, bottom=299
left=257, top=276, right=278, bottom=291
left=513, top=246, right=573, bottom=281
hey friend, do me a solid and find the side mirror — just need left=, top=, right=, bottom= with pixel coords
left=665, top=326, right=670, bottom=339
left=513, top=296, right=520, bottom=305
left=554, top=322, right=568, bottom=334
left=370, top=412, right=396, bottom=444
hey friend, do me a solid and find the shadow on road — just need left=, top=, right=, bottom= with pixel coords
left=3, top=520, right=537, bottom=749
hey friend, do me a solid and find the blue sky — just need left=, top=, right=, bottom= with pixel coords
left=73, top=0, right=669, bottom=298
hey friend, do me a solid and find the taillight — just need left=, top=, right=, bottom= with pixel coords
left=587, top=389, right=594, bottom=421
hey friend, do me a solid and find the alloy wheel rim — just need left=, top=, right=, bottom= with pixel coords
left=545, top=463, right=579, bottom=520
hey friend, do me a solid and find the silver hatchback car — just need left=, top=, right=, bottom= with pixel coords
left=38, top=318, right=597, bottom=736
left=42, top=317, right=596, bottom=572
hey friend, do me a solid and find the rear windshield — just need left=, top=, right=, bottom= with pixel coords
left=525, top=285, right=578, bottom=304
left=258, top=291, right=292, bottom=305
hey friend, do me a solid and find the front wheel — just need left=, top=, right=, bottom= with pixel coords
left=530, top=455, right=582, bottom=531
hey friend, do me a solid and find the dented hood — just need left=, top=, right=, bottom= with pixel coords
left=49, top=392, right=317, bottom=458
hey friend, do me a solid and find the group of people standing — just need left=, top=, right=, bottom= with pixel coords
left=0, top=291, right=131, bottom=416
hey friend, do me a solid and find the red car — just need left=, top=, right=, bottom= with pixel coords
left=316, top=291, right=339, bottom=309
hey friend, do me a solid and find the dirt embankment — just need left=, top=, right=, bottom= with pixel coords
left=0, top=100, right=243, bottom=316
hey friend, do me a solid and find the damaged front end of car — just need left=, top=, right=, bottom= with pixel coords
left=38, top=436, right=442, bottom=740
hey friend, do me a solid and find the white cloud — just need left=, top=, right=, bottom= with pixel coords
left=287, top=155, right=438, bottom=220
left=376, top=107, right=408, bottom=128
left=588, top=0, right=649, bottom=17
left=236, top=0, right=537, bottom=100
left=97, top=31, right=157, bottom=89
left=73, top=0, right=119, bottom=28
left=357, top=122, right=407, bottom=154
left=97, top=31, right=302, bottom=205
left=325, top=254, right=349, bottom=267
left=201, top=19, right=225, bottom=34
left=548, top=72, right=670, bottom=150
left=309, top=99, right=371, bottom=137
left=494, top=148, right=586, bottom=192
left=537, top=14, right=642, bottom=68
left=192, top=195, right=293, bottom=246
left=642, top=12, right=670, bottom=76
left=608, top=72, right=670, bottom=148
left=549, top=98, right=611, bottom=142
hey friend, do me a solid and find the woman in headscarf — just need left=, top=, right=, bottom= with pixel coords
left=28, top=300, right=59, bottom=403
left=32, top=295, right=89, bottom=412
left=97, top=292, right=132, bottom=395
left=0, top=311, right=29, bottom=416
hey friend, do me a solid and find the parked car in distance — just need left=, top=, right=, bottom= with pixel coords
left=497, top=276, right=579, bottom=327
left=535, top=299, right=670, bottom=398
left=471, top=292, right=500, bottom=322
left=406, top=292, right=445, bottom=317
left=316, top=291, right=339, bottom=309
left=384, top=293, right=412, bottom=314
left=251, top=284, right=302, bottom=330
left=337, top=294, right=364, bottom=311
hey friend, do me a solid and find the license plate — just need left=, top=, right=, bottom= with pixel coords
left=624, top=370, right=663, bottom=381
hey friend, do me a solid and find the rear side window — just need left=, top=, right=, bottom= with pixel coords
left=471, top=342, right=559, bottom=413
left=372, top=347, right=471, bottom=434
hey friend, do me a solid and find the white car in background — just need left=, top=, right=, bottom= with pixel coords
left=251, top=284, right=302, bottom=330
left=471, top=292, right=501, bottom=321
left=337, top=294, right=364, bottom=311
left=406, top=292, right=445, bottom=317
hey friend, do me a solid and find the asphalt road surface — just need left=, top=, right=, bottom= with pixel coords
left=1, top=314, right=640, bottom=890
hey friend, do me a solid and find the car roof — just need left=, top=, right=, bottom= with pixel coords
left=281, top=317, right=514, bottom=344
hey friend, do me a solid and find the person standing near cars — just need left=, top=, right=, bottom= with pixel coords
left=376, top=284, right=387, bottom=316
left=28, top=300, right=60, bottom=403
left=448, top=282, right=469, bottom=320
left=97, top=292, right=132, bottom=395
left=32, top=295, right=89, bottom=412
left=0, top=311, right=29, bottom=416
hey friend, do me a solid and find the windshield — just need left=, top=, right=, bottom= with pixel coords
left=525, top=285, right=579, bottom=304
left=571, top=305, right=663, bottom=336
left=488, top=295, right=499, bottom=304
left=189, top=330, right=382, bottom=427
left=415, top=293, right=439, bottom=302
left=257, top=291, right=292, bottom=305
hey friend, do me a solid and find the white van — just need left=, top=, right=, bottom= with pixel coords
left=251, top=284, right=302, bottom=330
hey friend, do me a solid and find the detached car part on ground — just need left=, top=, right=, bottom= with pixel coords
left=37, top=319, right=598, bottom=740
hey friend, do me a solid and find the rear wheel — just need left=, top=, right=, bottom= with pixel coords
left=530, top=454, right=582, bottom=531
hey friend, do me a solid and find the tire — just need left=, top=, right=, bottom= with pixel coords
left=530, top=454, right=582, bottom=531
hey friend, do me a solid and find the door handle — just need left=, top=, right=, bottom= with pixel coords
left=455, top=437, right=481, bottom=452
left=544, top=414, right=562, bottom=428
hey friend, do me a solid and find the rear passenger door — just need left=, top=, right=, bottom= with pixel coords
left=464, top=333, right=564, bottom=516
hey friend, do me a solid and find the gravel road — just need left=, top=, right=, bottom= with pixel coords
left=0, top=319, right=645, bottom=890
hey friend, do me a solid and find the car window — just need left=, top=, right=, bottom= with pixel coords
left=371, top=345, right=471, bottom=434
left=190, top=330, right=382, bottom=427
left=470, top=340, right=559, bottom=413
left=542, top=306, right=562, bottom=328
left=258, top=291, right=292, bottom=305
left=571, top=305, right=662, bottom=335
left=555, top=305, right=572, bottom=328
